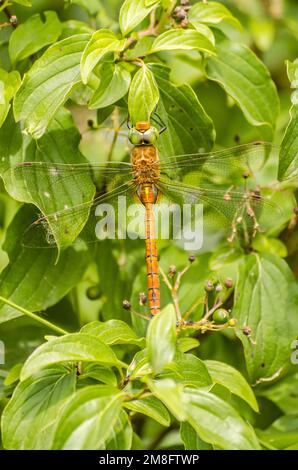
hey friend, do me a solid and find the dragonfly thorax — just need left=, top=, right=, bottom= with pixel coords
left=131, top=145, right=160, bottom=186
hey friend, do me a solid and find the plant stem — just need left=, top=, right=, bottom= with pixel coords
left=0, top=295, right=69, bottom=335
left=0, top=1, right=11, bottom=13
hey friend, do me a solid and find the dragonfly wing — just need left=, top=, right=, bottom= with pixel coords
left=20, top=178, right=136, bottom=249
left=157, top=179, right=281, bottom=247
left=4, top=161, right=133, bottom=248
left=159, top=142, right=275, bottom=186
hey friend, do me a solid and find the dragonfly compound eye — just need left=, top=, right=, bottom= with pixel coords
left=128, top=129, right=144, bottom=145
left=142, top=127, right=159, bottom=144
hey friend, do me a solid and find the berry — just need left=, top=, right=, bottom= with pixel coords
left=213, top=308, right=229, bottom=324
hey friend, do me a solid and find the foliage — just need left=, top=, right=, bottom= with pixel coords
left=0, top=0, right=297, bottom=451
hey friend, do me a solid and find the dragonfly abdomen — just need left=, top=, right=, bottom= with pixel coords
left=139, top=183, right=160, bottom=316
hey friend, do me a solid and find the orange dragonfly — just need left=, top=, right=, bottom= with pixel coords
left=6, top=116, right=280, bottom=316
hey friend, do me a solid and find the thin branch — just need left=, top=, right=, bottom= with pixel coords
left=159, top=265, right=173, bottom=291
left=0, top=295, right=69, bottom=335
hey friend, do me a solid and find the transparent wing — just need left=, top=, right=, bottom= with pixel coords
left=157, top=178, right=281, bottom=247
left=159, top=142, right=276, bottom=185
left=21, top=180, right=138, bottom=249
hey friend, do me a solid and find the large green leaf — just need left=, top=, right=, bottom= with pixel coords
left=180, top=422, right=212, bottom=450
left=1, top=365, right=76, bottom=450
left=52, top=385, right=122, bottom=450
left=162, top=352, right=212, bottom=388
left=105, top=410, right=133, bottom=450
left=233, top=253, right=298, bottom=384
left=205, top=360, right=259, bottom=411
left=279, top=106, right=298, bottom=180
left=119, top=0, right=160, bottom=36
left=149, top=379, right=187, bottom=421
left=0, top=205, right=90, bottom=324
left=147, top=304, right=176, bottom=374
left=256, top=372, right=298, bottom=415
left=185, top=388, right=260, bottom=450
left=9, top=11, right=62, bottom=64
left=20, top=333, right=126, bottom=380
left=81, top=30, right=125, bottom=84
left=124, top=395, right=170, bottom=427
left=188, top=1, right=242, bottom=30
left=150, top=64, right=215, bottom=158
left=256, top=414, right=298, bottom=450
left=150, top=29, right=216, bottom=55
left=206, top=38, right=279, bottom=139
left=13, top=34, right=90, bottom=138
left=81, top=319, right=145, bottom=347
left=0, top=70, right=21, bottom=128
left=128, top=64, right=159, bottom=124
left=2, top=108, right=95, bottom=249
left=278, top=61, right=298, bottom=180
left=89, top=62, right=131, bottom=109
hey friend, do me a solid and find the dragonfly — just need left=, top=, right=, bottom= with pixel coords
left=5, top=115, right=280, bottom=316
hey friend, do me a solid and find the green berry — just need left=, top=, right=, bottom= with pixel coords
left=204, top=280, right=214, bottom=292
left=213, top=308, right=229, bottom=324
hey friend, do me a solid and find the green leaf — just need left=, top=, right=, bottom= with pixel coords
left=278, top=104, right=298, bottom=180
left=162, top=352, right=212, bottom=388
left=177, top=337, right=200, bottom=353
left=149, top=379, right=187, bottom=421
left=1, top=365, right=76, bottom=450
left=251, top=234, right=288, bottom=258
left=128, top=64, right=159, bottom=124
left=80, top=29, right=125, bottom=84
left=9, top=11, right=62, bottom=64
left=71, top=0, right=102, bottom=15
left=233, top=253, right=298, bottom=384
left=206, top=38, right=279, bottom=139
left=0, top=206, right=91, bottom=324
left=124, top=395, right=170, bottom=427
left=119, top=0, right=160, bottom=36
left=185, top=388, right=260, bottom=450
left=105, top=410, right=133, bottom=450
left=256, top=414, right=298, bottom=450
left=89, top=63, right=131, bottom=109
left=127, top=349, right=152, bottom=379
left=188, top=1, right=242, bottom=30
left=285, top=59, right=298, bottom=84
left=147, top=304, right=176, bottom=374
left=3, top=363, right=22, bottom=386
left=278, top=60, right=297, bottom=180
left=205, top=360, right=259, bottom=411
left=150, top=64, right=215, bottom=157
left=150, top=29, right=216, bottom=55
left=0, top=70, right=21, bottom=128
left=61, top=20, right=94, bottom=39
left=12, top=0, right=31, bottom=5
left=256, top=372, right=298, bottom=415
left=189, top=23, right=215, bottom=46
left=52, top=385, right=122, bottom=450
left=79, top=364, right=117, bottom=386
left=2, top=108, right=95, bottom=250
left=13, top=34, right=90, bottom=138
left=20, top=333, right=126, bottom=380
left=81, top=320, right=145, bottom=347
left=180, top=422, right=212, bottom=450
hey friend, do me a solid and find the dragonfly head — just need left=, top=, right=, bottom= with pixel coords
left=128, top=121, right=159, bottom=146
